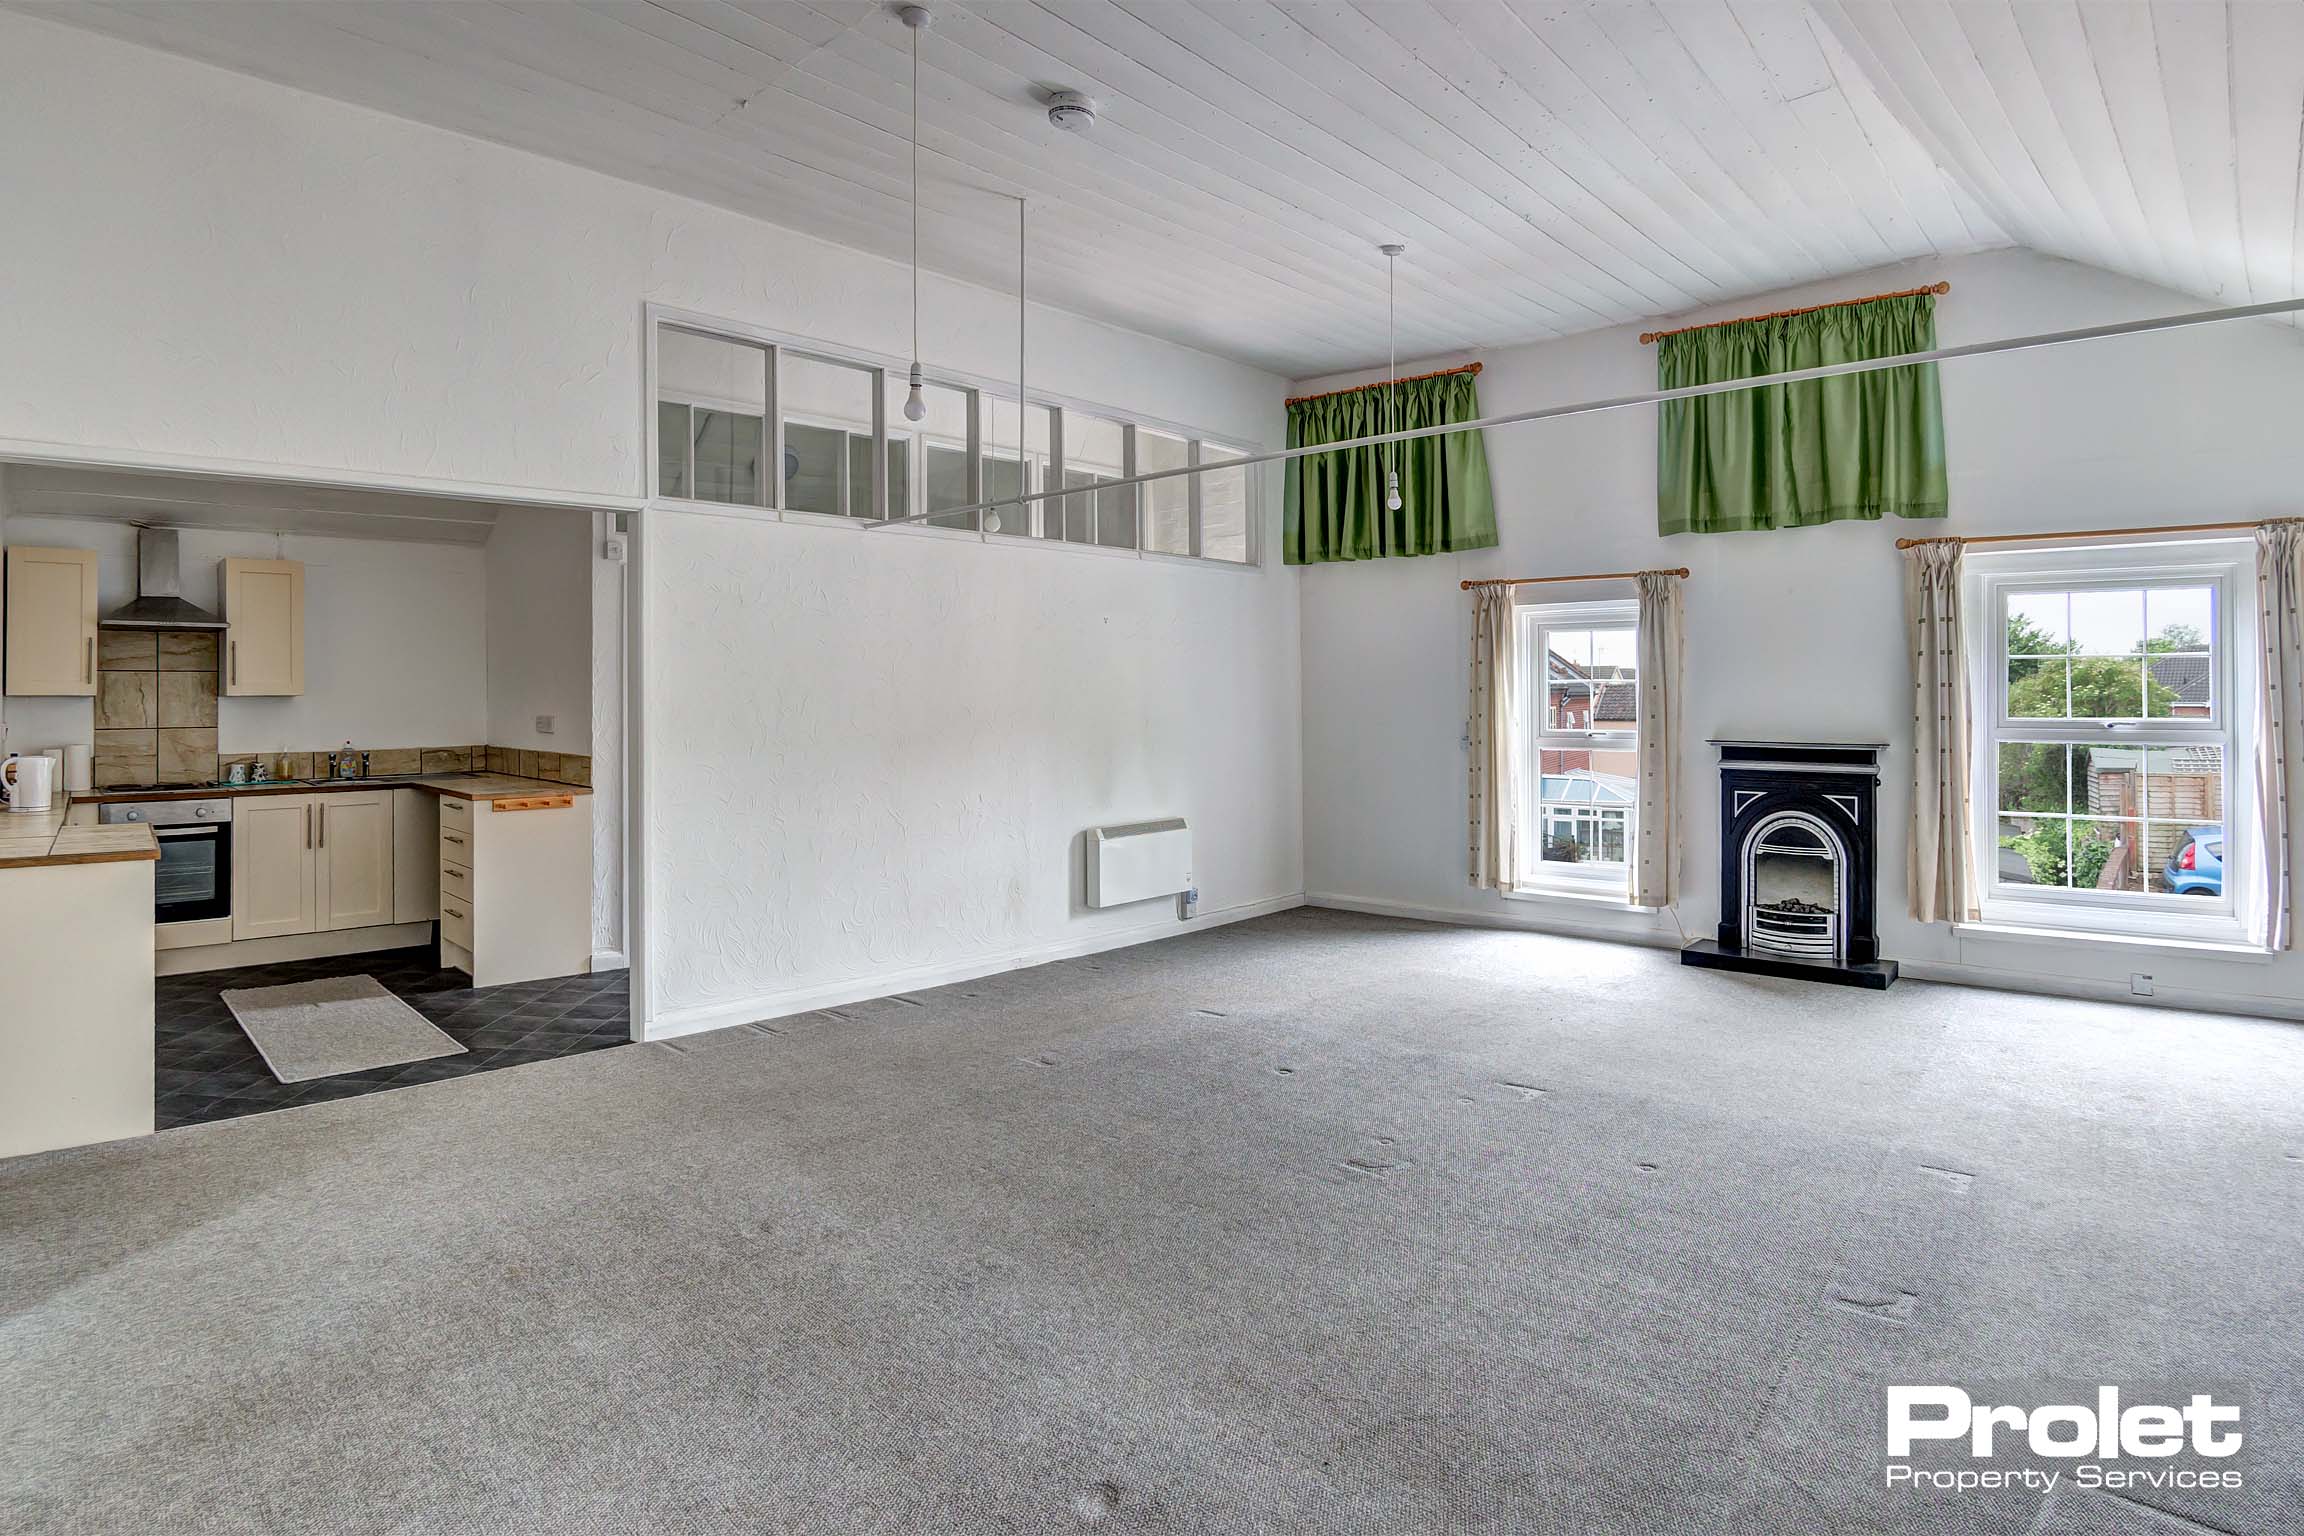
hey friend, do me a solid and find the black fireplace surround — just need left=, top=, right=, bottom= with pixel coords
left=1681, top=740, right=1899, bottom=989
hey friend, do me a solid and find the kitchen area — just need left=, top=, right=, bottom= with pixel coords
left=0, top=465, right=627, bottom=1158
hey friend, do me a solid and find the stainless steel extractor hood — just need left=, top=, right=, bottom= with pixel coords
left=100, top=528, right=227, bottom=631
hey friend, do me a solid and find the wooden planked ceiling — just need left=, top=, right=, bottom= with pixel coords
left=15, top=2, right=2297, bottom=376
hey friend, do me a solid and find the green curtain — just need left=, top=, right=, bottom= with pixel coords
left=1656, top=292, right=1947, bottom=537
left=1285, top=369, right=1497, bottom=564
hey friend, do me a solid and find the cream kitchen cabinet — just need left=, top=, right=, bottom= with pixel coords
left=3, top=546, right=101, bottom=696
left=220, top=557, right=304, bottom=697
left=436, top=790, right=590, bottom=987
left=231, top=791, right=395, bottom=941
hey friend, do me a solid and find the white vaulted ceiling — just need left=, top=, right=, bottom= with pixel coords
left=13, top=1, right=2300, bottom=376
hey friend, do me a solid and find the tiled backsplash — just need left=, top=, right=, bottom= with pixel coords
left=94, top=631, right=218, bottom=786
left=217, top=746, right=592, bottom=787
left=91, top=633, right=593, bottom=789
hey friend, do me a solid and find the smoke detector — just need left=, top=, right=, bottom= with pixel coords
left=1046, top=90, right=1097, bottom=132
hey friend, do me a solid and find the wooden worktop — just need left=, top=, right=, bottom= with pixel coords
left=0, top=798, right=159, bottom=871
left=74, top=773, right=592, bottom=807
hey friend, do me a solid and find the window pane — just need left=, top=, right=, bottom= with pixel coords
left=1996, top=815, right=2061, bottom=887
left=692, top=409, right=762, bottom=505
left=1139, top=428, right=1191, bottom=555
left=783, top=353, right=877, bottom=515
left=2142, top=744, right=2225, bottom=823
left=2073, top=742, right=2136, bottom=818
left=2147, top=586, right=2213, bottom=650
left=784, top=422, right=845, bottom=516
left=847, top=435, right=905, bottom=522
left=1996, top=742, right=2068, bottom=815
left=2146, top=657, right=2210, bottom=718
left=658, top=328, right=768, bottom=505
left=982, top=452, right=1028, bottom=536
left=924, top=442, right=973, bottom=530
left=1546, top=629, right=1593, bottom=676
left=657, top=401, right=690, bottom=500
left=2149, top=819, right=2224, bottom=896
left=2072, top=820, right=2147, bottom=893
left=2070, top=589, right=2145, bottom=655
left=983, top=399, right=1052, bottom=538
left=662, top=327, right=768, bottom=412
left=1066, top=411, right=1133, bottom=548
left=2007, top=591, right=2068, bottom=652
left=1199, top=444, right=1251, bottom=563
left=2067, top=656, right=2145, bottom=719
left=1547, top=682, right=1594, bottom=732
left=2006, top=654, right=2063, bottom=717
left=904, top=379, right=975, bottom=529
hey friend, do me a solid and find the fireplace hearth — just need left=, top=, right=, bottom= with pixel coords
left=1682, top=740, right=1898, bottom=989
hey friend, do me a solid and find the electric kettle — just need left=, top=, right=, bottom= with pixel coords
left=1, top=753, right=57, bottom=814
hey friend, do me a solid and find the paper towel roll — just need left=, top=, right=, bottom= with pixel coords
left=63, top=743, right=92, bottom=794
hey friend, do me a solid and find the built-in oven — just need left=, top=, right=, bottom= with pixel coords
left=99, top=797, right=233, bottom=923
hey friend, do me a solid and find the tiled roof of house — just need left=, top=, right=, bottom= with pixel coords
left=2148, top=653, right=2211, bottom=705
left=1594, top=682, right=1638, bottom=724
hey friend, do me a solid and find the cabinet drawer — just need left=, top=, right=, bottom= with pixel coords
left=438, top=859, right=473, bottom=902
left=437, top=794, right=471, bottom=827
left=440, top=896, right=474, bottom=948
left=438, top=824, right=475, bottom=863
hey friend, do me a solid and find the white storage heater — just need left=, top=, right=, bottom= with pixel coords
left=1086, top=819, right=1192, bottom=909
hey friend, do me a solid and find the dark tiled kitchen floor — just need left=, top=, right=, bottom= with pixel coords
left=155, top=947, right=631, bottom=1129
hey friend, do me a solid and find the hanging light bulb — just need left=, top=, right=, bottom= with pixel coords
left=1382, top=243, right=1406, bottom=513
left=902, top=7, right=931, bottom=426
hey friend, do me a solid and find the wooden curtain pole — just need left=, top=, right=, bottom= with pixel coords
left=1893, top=518, right=2283, bottom=552
left=1286, top=361, right=1482, bottom=407
left=1640, top=282, right=1949, bottom=346
left=1460, top=567, right=1689, bottom=590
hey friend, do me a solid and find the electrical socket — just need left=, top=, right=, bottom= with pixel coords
left=535, top=714, right=555, bottom=736
left=2130, top=973, right=2154, bottom=997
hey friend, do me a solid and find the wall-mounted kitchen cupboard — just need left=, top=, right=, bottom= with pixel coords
left=3, top=546, right=101, bottom=696
left=232, top=789, right=394, bottom=940
left=220, top=556, right=304, bottom=696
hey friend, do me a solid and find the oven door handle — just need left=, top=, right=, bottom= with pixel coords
left=153, top=826, right=224, bottom=839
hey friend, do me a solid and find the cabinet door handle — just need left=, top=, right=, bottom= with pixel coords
left=318, top=804, right=326, bottom=849
left=229, top=640, right=238, bottom=688
left=443, top=832, right=465, bottom=846
left=304, top=804, right=312, bottom=849
left=85, top=636, right=94, bottom=683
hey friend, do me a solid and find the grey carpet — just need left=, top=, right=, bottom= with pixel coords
left=5, top=908, right=2300, bottom=1535
left=221, top=974, right=466, bottom=1083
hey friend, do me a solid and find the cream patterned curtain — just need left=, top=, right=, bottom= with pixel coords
left=1631, top=571, right=1684, bottom=907
left=2250, top=521, right=2303, bottom=951
left=1467, top=584, right=1521, bottom=890
left=1904, top=539, right=1977, bottom=923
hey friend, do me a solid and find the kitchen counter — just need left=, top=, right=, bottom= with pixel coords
left=76, top=772, right=592, bottom=807
left=0, top=798, right=159, bottom=871
left=0, top=792, right=155, bottom=1158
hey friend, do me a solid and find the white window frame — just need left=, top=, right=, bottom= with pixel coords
left=1965, top=540, right=2257, bottom=947
left=643, top=304, right=1263, bottom=569
left=1513, top=598, right=1640, bottom=899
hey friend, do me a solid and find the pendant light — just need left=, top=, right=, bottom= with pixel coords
left=900, top=6, right=931, bottom=421
left=1381, top=243, right=1406, bottom=512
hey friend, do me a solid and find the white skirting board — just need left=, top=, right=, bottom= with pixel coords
left=645, top=893, right=1304, bottom=1041
left=1312, top=895, right=2304, bottom=1025
left=1306, top=892, right=1685, bottom=951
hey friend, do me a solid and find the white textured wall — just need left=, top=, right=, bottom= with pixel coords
left=0, top=515, right=488, bottom=756
left=0, top=15, right=1301, bottom=1014
left=647, top=511, right=1299, bottom=1024
left=1297, top=247, right=2304, bottom=1017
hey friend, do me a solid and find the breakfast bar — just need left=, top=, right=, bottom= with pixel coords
left=0, top=800, right=158, bottom=1159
